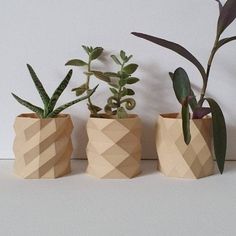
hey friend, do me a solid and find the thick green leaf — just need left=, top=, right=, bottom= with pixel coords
left=47, top=70, right=73, bottom=113
left=172, top=68, right=191, bottom=104
left=12, top=93, right=44, bottom=118
left=72, top=83, right=87, bottom=96
left=47, top=85, right=98, bottom=117
left=126, top=77, right=140, bottom=84
left=131, top=32, right=207, bottom=81
left=217, top=0, right=236, bottom=35
left=123, top=64, right=138, bottom=74
left=111, top=55, right=122, bottom=65
left=65, top=59, right=87, bottom=66
left=27, top=64, right=50, bottom=108
left=127, top=88, right=135, bottom=95
left=90, top=47, right=103, bottom=60
left=205, top=98, right=226, bottom=174
left=217, top=36, right=236, bottom=49
left=92, top=71, right=111, bottom=82
left=181, top=103, right=191, bottom=145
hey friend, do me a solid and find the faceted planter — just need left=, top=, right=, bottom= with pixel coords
left=13, top=113, right=73, bottom=179
left=86, top=115, right=142, bottom=179
left=156, top=113, right=214, bottom=179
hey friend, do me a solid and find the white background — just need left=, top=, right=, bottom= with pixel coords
left=0, top=0, right=235, bottom=159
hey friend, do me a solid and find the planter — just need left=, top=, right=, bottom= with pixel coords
left=156, top=113, right=214, bottom=179
left=13, top=113, right=73, bottom=179
left=86, top=114, right=142, bottom=179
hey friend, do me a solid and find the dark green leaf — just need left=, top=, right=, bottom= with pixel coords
left=189, top=89, right=198, bottom=111
left=127, top=88, right=135, bottom=95
left=111, top=55, right=122, bottom=65
left=123, top=64, right=138, bottom=74
left=90, top=47, right=103, bottom=60
left=121, top=87, right=128, bottom=96
left=47, top=70, right=73, bottom=113
left=119, top=78, right=127, bottom=87
left=12, top=93, right=44, bottom=118
left=65, top=59, right=87, bottom=66
left=126, top=77, right=140, bottom=84
left=204, top=98, right=226, bottom=174
left=181, top=103, right=191, bottom=145
left=131, top=32, right=207, bottom=81
left=217, top=0, right=236, bottom=35
left=82, top=45, right=90, bottom=55
left=104, top=72, right=119, bottom=77
left=27, top=64, right=50, bottom=108
left=88, top=104, right=102, bottom=112
left=124, top=55, right=133, bottom=63
left=92, top=71, right=111, bottom=82
left=72, top=83, right=87, bottom=96
left=110, top=88, right=118, bottom=95
left=121, top=98, right=136, bottom=110
left=120, top=50, right=126, bottom=60
left=172, top=68, right=191, bottom=104
left=217, top=36, right=236, bottom=49
left=117, top=107, right=128, bottom=119
left=47, top=85, right=98, bottom=117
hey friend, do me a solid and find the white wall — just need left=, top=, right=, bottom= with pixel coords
left=0, top=0, right=235, bottom=159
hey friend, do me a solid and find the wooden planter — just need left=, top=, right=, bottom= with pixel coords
left=156, top=113, right=214, bottom=179
left=13, top=113, right=73, bottom=179
left=86, top=115, right=142, bottom=179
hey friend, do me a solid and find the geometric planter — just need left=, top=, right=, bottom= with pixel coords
left=86, top=114, right=142, bottom=179
left=156, top=113, right=214, bottom=179
left=13, top=113, right=73, bottom=179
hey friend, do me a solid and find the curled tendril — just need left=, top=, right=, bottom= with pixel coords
left=121, top=98, right=136, bottom=110
left=107, top=96, right=118, bottom=108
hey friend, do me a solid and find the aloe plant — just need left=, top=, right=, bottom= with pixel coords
left=132, top=0, right=236, bottom=173
left=66, top=46, right=139, bottom=119
left=12, top=64, right=97, bottom=118
left=104, top=50, right=140, bottom=118
left=65, top=45, right=110, bottom=117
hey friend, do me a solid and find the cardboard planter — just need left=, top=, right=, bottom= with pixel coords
left=156, top=113, right=214, bottom=179
left=13, top=113, right=73, bottom=179
left=86, top=114, right=142, bottom=179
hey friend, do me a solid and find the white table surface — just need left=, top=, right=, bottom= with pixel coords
left=1, top=160, right=236, bottom=236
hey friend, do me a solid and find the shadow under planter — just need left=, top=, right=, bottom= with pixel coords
left=13, top=113, right=73, bottom=179
left=86, top=114, right=142, bottom=179
left=156, top=113, right=214, bottom=179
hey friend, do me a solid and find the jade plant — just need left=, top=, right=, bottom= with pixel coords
left=12, top=64, right=97, bottom=118
left=104, top=51, right=139, bottom=118
left=66, top=46, right=139, bottom=118
left=132, top=0, right=236, bottom=173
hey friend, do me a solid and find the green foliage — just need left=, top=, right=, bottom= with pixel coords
left=132, top=0, right=236, bottom=173
left=105, top=50, right=139, bottom=118
left=12, top=64, right=97, bottom=118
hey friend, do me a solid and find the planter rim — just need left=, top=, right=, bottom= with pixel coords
left=16, top=113, right=71, bottom=120
left=159, top=113, right=212, bottom=121
left=89, top=113, right=139, bottom=121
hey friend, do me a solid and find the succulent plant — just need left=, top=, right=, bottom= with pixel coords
left=104, top=50, right=140, bottom=118
left=132, top=0, right=236, bottom=173
left=66, top=45, right=110, bottom=117
left=12, top=64, right=97, bottom=118
left=66, top=46, right=139, bottom=119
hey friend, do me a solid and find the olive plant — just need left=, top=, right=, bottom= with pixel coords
left=66, top=46, right=140, bottom=119
left=104, top=50, right=139, bottom=118
left=12, top=64, right=97, bottom=118
left=132, top=0, right=236, bottom=173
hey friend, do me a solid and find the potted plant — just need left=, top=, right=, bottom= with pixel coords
left=132, top=0, right=236, bottom=178
left=66, top=47, right=141, bottom=179
left=12, top=64, right=97, bottom=179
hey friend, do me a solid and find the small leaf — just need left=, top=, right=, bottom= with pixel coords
left=181, top=102, right=191, bottom=145
left=172, top=68, right=191, bottom=104
left=109, top=82, right=119, bottom=89
left=72, top=83, right=87, bottom=96
left=90, top=47, right=103, bottom=60
left=217, top=0, right=236, bottom=36
left=119, top=78, right=127, bottom=87
left=65, top=59, right=87, bottom=67
left=82, top=45, right=90, bottom=55
left=121, top=98, right=136, bottom=110
left=127, top=88, right=135, bottom=95
left=88, top=104, right=102, bottom=112
left=104, top=72, right=119, bottom=77
left=131, top=32, right=207, bottom=81
left=123, top=64, right=138, bottom=74
left=111, top=55, right=122, bottom=65
left=126, top=77, right=140, bottom=84
left=120, top=50, right=126, bottom=60
left=121, top=87, right=127, bottom=96
left=27, top=64, right=50, bottom=108
left=110, top=88, right=118, bottom=95
left=204, top=98, right=227, bottom=174
left=92, top=71, right=111, bottom=82
left=124, top=55, right=133, bottom=63
left=117, top=107, right=128, bottom=119
left=12, top=93, right=44, bottom=118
